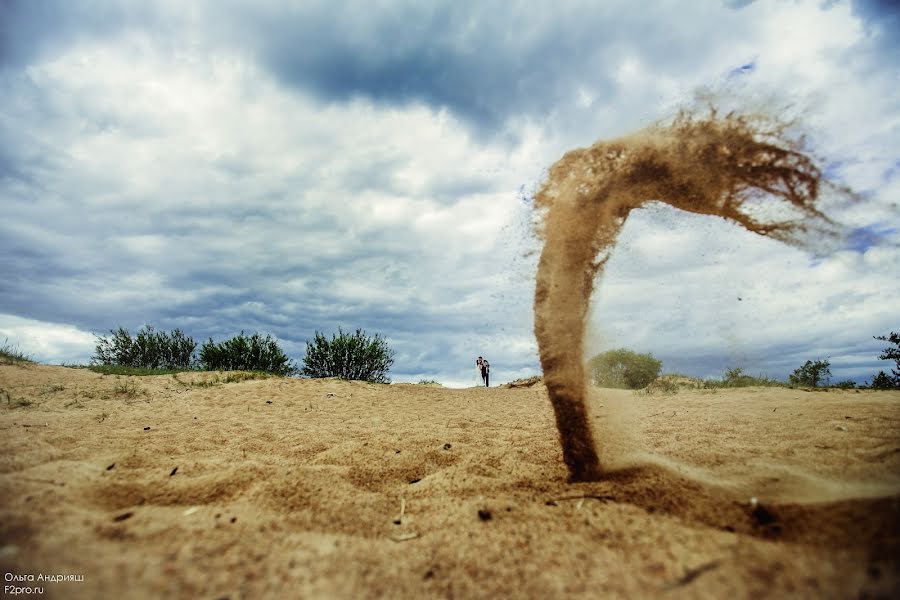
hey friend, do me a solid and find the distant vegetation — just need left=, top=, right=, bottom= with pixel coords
left=872, top=332, right=900, bottom=389
left=91, top=326, right=295, bottom=376
left=93, top=326, right=195, bottom=370
left=88, top=365, right=191, bottom=376
left=703, top=367, right=783, bottom=389
left=588, top=349, right=662, bottom=389
left=200, top=332, right=297, bottom=376
left=301, top=328, right=394, bottom=383
left=8, top=325, right=900, bottom=390
left=789, top=359, right=831, bottom=388
left=1, top=339, right=33, bottom=365
left=89, top=325, right=395, bottom=381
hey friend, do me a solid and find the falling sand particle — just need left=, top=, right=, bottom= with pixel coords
left=533, top=108, right=851, bottom=482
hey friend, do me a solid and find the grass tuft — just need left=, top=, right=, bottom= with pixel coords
left=700, top=368, right=785, bottom=389
left=222, top=371, right=278, bottom=384
left=0, top=339, right=34, bottom=365
left=113, top=379, right=144, bottom=398
left=86, top=365, right=194, bottom=376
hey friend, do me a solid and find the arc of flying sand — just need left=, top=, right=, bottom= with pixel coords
left=533, top=109, right=844, bottom=482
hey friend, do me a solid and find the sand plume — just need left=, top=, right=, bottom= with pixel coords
left=533, top=108, right=845, bottom=481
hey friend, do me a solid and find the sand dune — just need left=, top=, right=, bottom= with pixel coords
left=1, top=364, right=898, bottom=598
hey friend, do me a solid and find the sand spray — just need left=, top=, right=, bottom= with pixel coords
left=533, top=108, right=849, bottom=482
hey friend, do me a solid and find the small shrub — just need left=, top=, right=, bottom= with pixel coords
left=417, top=379, right=441, bottom=385
left=724, top=367, right=753, bottom=386
left=93, top=326, right=196, bottom=370
left=873, top=332, right=900, bottom=389
left=222, top=371, right=275, bottom=384
left=871, top=371, right=896, bottom=390
left=113, top=379, right=142, bottom=397
left=200, top=332, right=296, bottom=376
left=189, top=378, right=220, bottom=388
left=641, top=377, right=679, bottom=395
left=301, top=328, right=395, bottom=383
left=588, top=349, right=661, bottom=389
left=789, top=359, right=831, bottom=388
left=704, top=367, right=783, bottom=389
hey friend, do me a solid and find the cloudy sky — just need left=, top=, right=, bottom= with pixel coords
left=1, top=0, right=897, bottom=386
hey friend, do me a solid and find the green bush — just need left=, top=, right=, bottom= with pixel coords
left=93, top=326, right=196, bottom=370
left=199, top=332, right=296, bottom=376
left=789, top=359, right=831, bottom=388
left=874, top=332, right=900, bottom=389
left=587, top=348, right=662, bottom=389
left=301, top=328, right=395, bottom=383
left=871, top=371, right=896, bottom=390
left=724, top=367, right=752, bottom=386
left=705, top=367, right=783, bottom=388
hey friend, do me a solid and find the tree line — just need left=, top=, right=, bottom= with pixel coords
left=588, top=331, right=900, bottom=390
left=94, top=325, right=899, bottom=389
left=92, top=326, right=394, bottom=382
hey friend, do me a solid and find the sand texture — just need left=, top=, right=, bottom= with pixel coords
left=1, top=364, right=899, bottom=599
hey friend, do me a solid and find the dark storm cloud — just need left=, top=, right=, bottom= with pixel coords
left=1, top=1, right=890, bottom=137
left=851, top=0, right=900, bottom=58
left=722, top=0, right=756, bottom=8
left=0, top=0, right=162, bottom=69
left=0, top=0, right=810, bottom=138
left=0, top=1, right=614, bottom=133
left=851, top=0, right=900, bottom=31
left=193, top=1, right=759, bottom=136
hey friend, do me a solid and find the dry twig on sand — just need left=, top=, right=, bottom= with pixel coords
left=664, top=560, right=722, bottom=590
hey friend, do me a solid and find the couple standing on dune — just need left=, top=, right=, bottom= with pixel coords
left=476, top=356, right=490, bottom=387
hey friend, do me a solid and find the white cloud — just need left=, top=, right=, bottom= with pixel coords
left=0, top=314, right=96, bottom=365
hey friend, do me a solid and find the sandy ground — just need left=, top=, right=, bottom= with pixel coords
left=1, top=364, right=898, bottom=599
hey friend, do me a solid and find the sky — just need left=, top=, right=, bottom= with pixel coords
left=1, top=0, right=898, bottom=387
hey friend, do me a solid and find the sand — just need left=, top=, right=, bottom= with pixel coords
left=1, top=363, right=898, bottom=599
left=532, top=109, right=847, bottom=482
